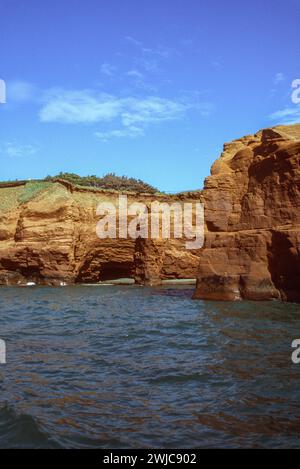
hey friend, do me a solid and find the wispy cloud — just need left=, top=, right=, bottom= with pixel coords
left=0, top=142, right=38, bottom=158
left=125, top=35, right=172, bottom=57
left=6, top=77, right=213, bottom=141
left=126, top=69, right=144, bottom=79
left=100, top=63, right=117, bottom=76
left=39, top=89, right=121, bottom=123
left=40, top=90, right=192, bottom=125
left=269, top=106, right=300, bottom=125
left=274, top=72, right=285, bottom=85
left=38, top=87, right=212, bottom=141
left=125, top=35, right=174, bottom=73
left=121, top=96, right=188, bottom=126
left=125, top=69, right=156, bottom=91
left=95, top=126, right=144, bottom=142
left=125, top=36, right=143, bottom=47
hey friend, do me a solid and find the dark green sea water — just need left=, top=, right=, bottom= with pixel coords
left=0, top=285, right=300, bottom=448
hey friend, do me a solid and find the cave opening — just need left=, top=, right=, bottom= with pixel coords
left=99, top=261, right=134, bottom=281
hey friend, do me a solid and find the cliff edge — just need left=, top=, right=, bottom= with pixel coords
left=193, top=123, right=300, bottom=302
left=0, top=182, right=201, bottom=286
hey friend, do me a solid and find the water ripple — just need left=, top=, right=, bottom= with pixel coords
left=0, top=285, right=300, bottom=448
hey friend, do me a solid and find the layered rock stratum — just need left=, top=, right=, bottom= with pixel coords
left=0, top=180, right=201, bottom=286
left=193, top=123, right=300, bottom=302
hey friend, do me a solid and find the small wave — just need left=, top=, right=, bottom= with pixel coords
left=0, top=404, right=127, bottom=449
left=148, top=372, right=208, bottom=384
left=0, top=405, right=61, bottom=449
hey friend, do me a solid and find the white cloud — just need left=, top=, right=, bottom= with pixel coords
left=269, top=106, right=300, bottom=125
left=38, top=88, right=210, bottom=140
left=39, top=90, right=121, bottom=123
left=126, top=69, right=144, bottom=79
left=101, top=63, right=117, bottom=76
left=95, top=126, right=144, bottom=142
left=120, top=96, right=188, bottom=127
left=1, top=142, right=38, bottom=158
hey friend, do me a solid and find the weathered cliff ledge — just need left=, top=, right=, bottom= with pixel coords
left=0, top=181, right=201, bottom=286
left=193, top=123, right=300, bottom=302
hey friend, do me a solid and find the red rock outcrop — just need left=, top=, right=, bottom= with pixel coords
left=193, top=123, right=300, bottom=302
left=2, top=123, right=299, bottom=299
left=0, top=182, right=201, bottom=286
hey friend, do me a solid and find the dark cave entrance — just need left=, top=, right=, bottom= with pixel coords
left=99, top=261, right=134, bottom=281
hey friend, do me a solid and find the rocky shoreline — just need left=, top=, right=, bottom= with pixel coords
left=0, top=181, right=201, bottom=287
left=0, top=123, right=300, bottom=302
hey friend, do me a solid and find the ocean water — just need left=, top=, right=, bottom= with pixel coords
left=0, top=285, right=300, bottom=449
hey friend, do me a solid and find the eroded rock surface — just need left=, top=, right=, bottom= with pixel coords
left=194, top=124, right=300, bottom=302
left=2, top=123, right=299, bottom=300
left=0, top=182, right=201, bottom=286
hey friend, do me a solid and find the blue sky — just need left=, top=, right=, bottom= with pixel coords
left=1, top=0, right=300, bottom=192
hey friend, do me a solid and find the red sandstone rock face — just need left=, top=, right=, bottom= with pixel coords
left=193, top=124, right=300, bottom=302
left=134, top=238, right=200, bottom=286
left=2, top=123, right=299, bottom=298
left=0, top=182, right=201, bottom=286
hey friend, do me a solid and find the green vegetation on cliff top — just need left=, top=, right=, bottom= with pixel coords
left=47, top=172, right=158, bottom=193
left=0, top=172, right=159, bottom=194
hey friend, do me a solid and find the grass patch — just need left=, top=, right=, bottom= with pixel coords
left=18, top=182, right=52, bottom=204
left=0, top=187, right=23, bottom=212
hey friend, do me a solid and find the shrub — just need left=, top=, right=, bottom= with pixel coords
left=48, top=172, right=158, bottom=193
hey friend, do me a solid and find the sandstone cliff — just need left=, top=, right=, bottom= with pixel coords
left=2, top=123, right=300, bottom=300
left=0, top=181, right=201, bottom=286
left=193, top=123, right=300, bottom=302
